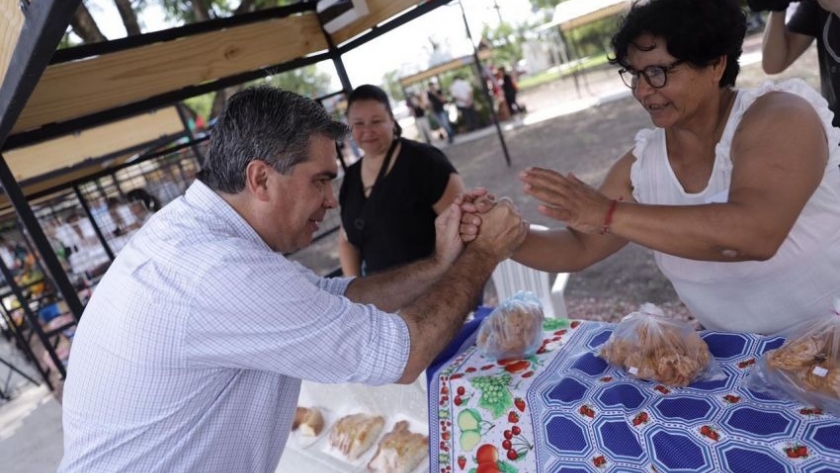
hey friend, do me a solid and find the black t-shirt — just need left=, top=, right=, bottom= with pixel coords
left=339, top=138, right=457, bottom=274
left=788, top=2, right=840, bottom=127
left=427, top=90, right=446, bottom=114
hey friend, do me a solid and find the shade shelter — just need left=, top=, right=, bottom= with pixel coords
left=0, top=0, right=468, bottom=389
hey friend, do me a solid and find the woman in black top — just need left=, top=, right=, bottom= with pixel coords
left=338, top=85, right=465, bottom=276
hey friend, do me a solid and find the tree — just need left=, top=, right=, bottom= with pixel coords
left=382, top=70, right=405, bottom=103
left=481, top=21, right=527, bottom=69
left=528, top=0, right=571, bottom=13
left=265, top=65, right=333, bottom=98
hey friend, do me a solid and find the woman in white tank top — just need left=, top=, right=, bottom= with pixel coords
left=491, top=0, right=840, bottom=335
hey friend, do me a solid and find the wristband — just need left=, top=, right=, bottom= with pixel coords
left=600, top=198, right=621, bottom=235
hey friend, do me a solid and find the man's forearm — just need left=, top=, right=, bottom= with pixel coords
left=344, top=256, right=449, bottom=312
left=396, top=246, right=497, bottom=383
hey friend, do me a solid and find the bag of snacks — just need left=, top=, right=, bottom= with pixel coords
left=599, top=303, right=723, bottom=387
left=476, top=291, right=545, bottom=360
left=748, top=298, right=840, bottom=415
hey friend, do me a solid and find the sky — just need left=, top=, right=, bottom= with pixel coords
left=86, top=0, right=544, bottom=90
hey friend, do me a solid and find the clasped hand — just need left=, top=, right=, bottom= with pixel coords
left=458, top=169, right=614, bottom=239
left=449, top=188, right=527, bottom=261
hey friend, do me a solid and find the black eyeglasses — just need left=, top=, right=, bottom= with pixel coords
left=618, top=60, right=684, bottom=89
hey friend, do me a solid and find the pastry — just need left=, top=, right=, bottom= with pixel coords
left=367, top=421, right=428, bottom=473
left=329, top=413, right=386, bottom=460
left=766, top=331, right=839, bottom=399
left=292, top=407, right=325, bottom=437
left=477, top=303, right=543, bottom=358
left=600, top=318, right=713, bottom=387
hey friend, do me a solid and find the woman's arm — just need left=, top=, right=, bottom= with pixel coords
left=433, top=173, right=467, bottom=215
left=761, top=11, right=814, bottom=74
left=338, top=227, right=362, bottom=277
left=523, top=92, right=827, bottom=263
left=514, top=153, right=635, bottom=273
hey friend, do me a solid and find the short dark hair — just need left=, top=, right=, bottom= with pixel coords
left=610, top=0, right=747, bottom=88
left=347, top=84, right=402, bottom=138
left=200, top=86, right=348, bottom=194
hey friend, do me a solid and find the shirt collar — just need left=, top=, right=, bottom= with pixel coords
left=184, top=180, right=272, bottom=251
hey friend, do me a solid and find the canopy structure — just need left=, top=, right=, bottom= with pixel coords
left=539, top=0, right=631, bottom=32
left=0, top=0, right=464, bottom=388
left=398, top=49, right=492, bottom=89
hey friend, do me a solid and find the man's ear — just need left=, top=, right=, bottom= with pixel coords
left=245, top=160, right=271, bottom=202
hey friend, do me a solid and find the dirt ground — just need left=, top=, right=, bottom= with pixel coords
left=294, top=33, right=822, bottom=324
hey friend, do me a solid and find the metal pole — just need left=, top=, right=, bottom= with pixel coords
left=73, top=186, right=115, bottom=262
left=175, top=104, right=206, bottom=163
left=0, top=154, right=84, bottom=320
left=0, top=305, right=47, bottom=389
left=0, top=252, right=63, bottom=385
left=458, top=0, right=512, bottom=167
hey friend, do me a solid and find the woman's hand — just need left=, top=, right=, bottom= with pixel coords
left=520, top=167, right=613, bottom=234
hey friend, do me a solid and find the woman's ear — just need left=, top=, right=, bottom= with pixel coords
left=712, top=55, right=728, bottom=84
left=245, top=160, right=272, bottom=202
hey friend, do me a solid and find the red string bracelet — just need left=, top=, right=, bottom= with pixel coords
left=600, top=198, right=622, bottom=235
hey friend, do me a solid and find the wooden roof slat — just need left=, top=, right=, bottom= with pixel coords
left=6, top=107, right=183, bottom=181
left=0, top=0, right=26, bottom=87
left=13, top=13, right=327, bottom=134
left=331, top=0, right=421, bottom=45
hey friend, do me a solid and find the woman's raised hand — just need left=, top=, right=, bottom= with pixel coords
left=520, top=167, right=613, bottom=234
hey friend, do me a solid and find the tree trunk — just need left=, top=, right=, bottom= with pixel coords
left=114, top=0, right=142, bottom=36
left=70, top=1, right=108, bottom=43
left=234, top=0, right=258, bottom=15
left=192, top=0, right=212, bottom=22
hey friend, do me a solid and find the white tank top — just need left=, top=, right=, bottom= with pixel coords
left=630, top=79, right=840, bottom=334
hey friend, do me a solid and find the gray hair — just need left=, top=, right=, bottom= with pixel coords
left=199, top=86, right=348, bottom=194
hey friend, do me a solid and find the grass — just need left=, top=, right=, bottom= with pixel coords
left=518, top=54, right=613, bottom=91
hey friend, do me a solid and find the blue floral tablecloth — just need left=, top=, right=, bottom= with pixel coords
left=428, top=318, right=840, bottom=473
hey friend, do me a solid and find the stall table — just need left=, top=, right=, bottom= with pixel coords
left=428, top=312, right=840, bottom=473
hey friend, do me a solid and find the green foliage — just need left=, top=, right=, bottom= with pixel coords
left=184, top=94, right=215, bottom=120
left=565, top=14, right=622, bottom=59
left=264, top=65, right=333, bottom=98
left=529, top=0, right=572, bottom=13
left=481, top=21, right=526, bottom=70
left=382, top=70, right=405, bottom=102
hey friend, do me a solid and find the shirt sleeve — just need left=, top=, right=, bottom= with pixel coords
left=787, top=1, right=821, bottom=37
left=417, top=146, right=458, bottom=206
left=184, top=252, right=409, bottom=386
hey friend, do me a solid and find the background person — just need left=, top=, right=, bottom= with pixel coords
left=427, top=81, right=455, bottom=143
left=750, top=0, right=840, bottom=126
left=338, top=84, right=465, bottom=276
left=463, top=0, right=840, bottom=335
left=58, top=86, right=527, bottom=473
left=450, top=74, right=479, bottom=132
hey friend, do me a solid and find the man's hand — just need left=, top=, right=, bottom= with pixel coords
left=747, top=0, right=790, bottom=12
left=470, top=200, right=528, bottom=261
left=433, top=197, right=465, bottom=267
left=459, top=188, right=497, bottom=243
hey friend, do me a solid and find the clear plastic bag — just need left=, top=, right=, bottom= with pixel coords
left=476, top=291, right=545, bottom=360
left=748, top=298, right=840, bottom=415
left=599, top=303, right=723, bottom=387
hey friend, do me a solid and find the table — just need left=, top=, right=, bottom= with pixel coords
left=428, top=316, right=840, bottom=473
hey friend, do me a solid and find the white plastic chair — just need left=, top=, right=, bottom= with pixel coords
left=490, top=225, right=569, bottom=319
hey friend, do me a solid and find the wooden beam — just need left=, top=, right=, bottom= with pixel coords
left=331, top=0, right=420, bottom=45
left=0, top=0, right=25, bottom=87
left=13, top=13, right=327, bottom=134
left=6, top=107, right=182, bottom=181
